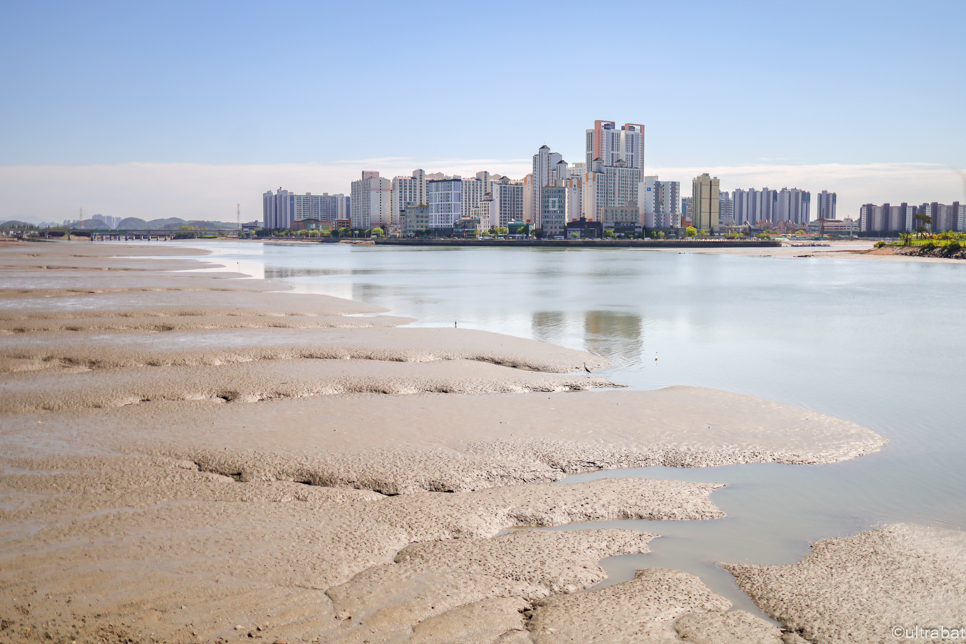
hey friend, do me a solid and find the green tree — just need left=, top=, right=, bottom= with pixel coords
left=686, top=226, right=697, bottom=237
left=914, top=213, right=932, bottom=238
left=658, top=231, right=665, bottom=239
left=371, top=227, right=385, bottom=237
left=604, top=229, right=616, bottom=239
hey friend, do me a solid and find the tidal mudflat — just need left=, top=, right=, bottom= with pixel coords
left=0, top=241, right=959, bottom=643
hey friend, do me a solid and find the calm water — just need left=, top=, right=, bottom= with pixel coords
left=175, top=241, right=966, bottom=616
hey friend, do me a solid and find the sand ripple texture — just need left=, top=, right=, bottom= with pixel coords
left=0, top=242, right=894, bottom=643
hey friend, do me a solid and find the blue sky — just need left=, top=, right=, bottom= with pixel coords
left=1, top=0, right=964, bottom=222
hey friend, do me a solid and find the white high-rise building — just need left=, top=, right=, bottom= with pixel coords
left=490, top=177, right=525, bottom=228
left=816, top=191, right=837, bottom=220
left=859, top=202, right=919, bottom=233
left=776, top=188, right=811, bottom=225
left=640, top=176, right=680, bottom=228
left=585, top=160, right=640, bottom=222
left=584, top=121, right=645, bottom=222
left=426, top=178, right=462, bottom=231
left=461, top=175, right=488, bottom=220
left=586, top=121, right=645, bottom=169
left=350, top=171, right=392, bottom=230
left=733, top=188, right=753, bottom=225
left=392, top=170, right=427, bottom=225
left=263, top=189, right=291, bottom=229
left=758, top=188, right=778, bottom=224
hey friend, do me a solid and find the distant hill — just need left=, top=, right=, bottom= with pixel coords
left=114, top=217, right=239, bottom=231
left=0, top=220, right=37, bottom=228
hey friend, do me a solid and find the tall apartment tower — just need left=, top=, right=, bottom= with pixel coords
left=350, top=171, right=392, bottom=230
left=263, top=189, right=292, bottom=229
left=426, top=178, right=462, bottom=231
left=584, top=121, right=645, bottom=223
left=460, top=171, right=492, bottom=220
left=489, top=177, right=525, bottom=228
left=816, top=191, right=837, bottom=220
left=640, top=176, right=681, bottom=228
left=719, top=191, right=734, bottom=224
left=776, top=188, right=811, bottom=225
left=733, top=188, right=763, bottom=225
left=530, top=146, right=568, bottom=230
left=691, top=174, right=720, bottom=231
left=585, top=121, right=645, bottom=170
left=757, top=188, right=778, bottom=225
left=391, top=169, right=427, bottom=226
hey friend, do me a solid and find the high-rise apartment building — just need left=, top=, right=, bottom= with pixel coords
left=930, top=202, right=965, bottom=232
left=350, top=171, right=392, bottom=230
left=640, top=176, right=680, bottom=228
left=719, top=191, right=734, bottom=224
left=691, top=173, right=720, bottom=231
left=734, top=188, right=780, bottom=225
left=817, top=191, right=837, bottom=220
left=426, top=178, right=462, bottom=231
left=530, top=146, right=568, bottom=230
left=264, top=189, right=345, bottom=229
left=733, top=188, right=765, bottom=225
left=461, top=173, right=491, bottom=220
left=391, top=170, right=427, bottom=226
left=584, top=121, right=645, bottom=223
left=775, top=188, right=811, bottom=225
left=489, top=177, right=525, bottom=228
left=541, top=183, right=568, bottom=238
left=586, top=121, right=645, bottom=170
left=758, top=188, right=778, bottom=224
left=263, top=189, right=289, bottom=229
left=585, top=160, right=640, bottom=222
left=859, top=202, right=918, bottom=233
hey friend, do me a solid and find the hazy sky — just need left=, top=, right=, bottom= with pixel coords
left=1, top=0, right=964, bottom=223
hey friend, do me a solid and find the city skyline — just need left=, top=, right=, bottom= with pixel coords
left=1, top=1, right=964, bottom=225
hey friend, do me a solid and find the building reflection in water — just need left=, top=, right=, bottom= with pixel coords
left=265, top=266, right=350, bottom=279
left=583, top=310, right=644, bottom=367
left=531, top=310, right=644, bottom=368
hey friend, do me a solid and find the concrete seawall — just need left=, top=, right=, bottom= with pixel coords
left=374, top=238, right=782, bottom=249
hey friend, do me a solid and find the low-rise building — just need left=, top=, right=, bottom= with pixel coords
left=453, top=217, right=482, bottom=238
left=565, top=217, right=603, bottom=239
left=291, top=218, right=325, bottom=231
left=402, top=205, right=431, bottom=236
left=601, top=203, right=641, bottom=236
left=807, top=218, right=858, bottom=235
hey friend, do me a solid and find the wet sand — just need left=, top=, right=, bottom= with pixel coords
left=654, top=240, right=965, bottom=263
left=0, top=240, right=948, bottom=643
